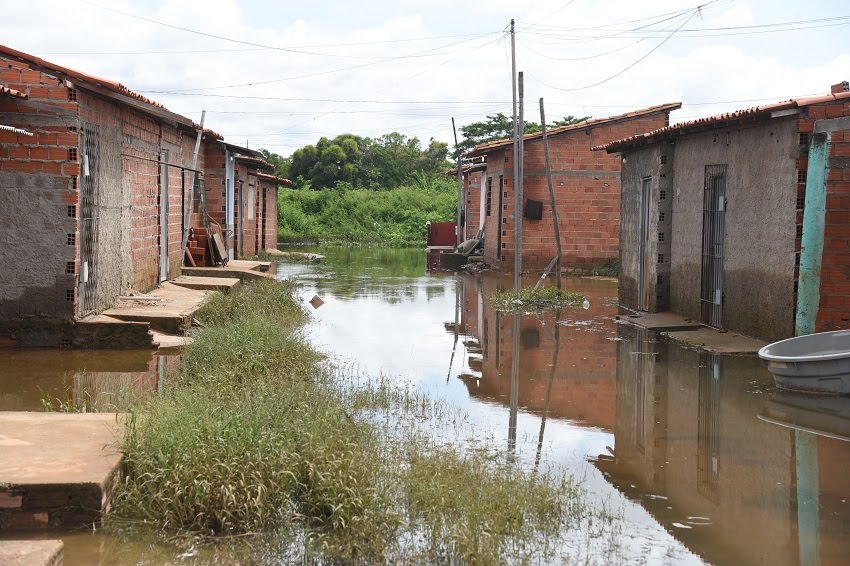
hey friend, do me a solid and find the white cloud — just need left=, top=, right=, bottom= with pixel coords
left=2, top=0, right=847, bottom=155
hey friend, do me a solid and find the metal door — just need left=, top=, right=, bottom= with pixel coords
left=159, top=150, right=169, bottom=282
left=78, top=126, right=99, bottom=316
left=700, top=165, right=727, bottom=327
left=638, top=177, right=652, bottom=310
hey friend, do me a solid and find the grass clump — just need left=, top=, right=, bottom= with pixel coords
left=109, top=278, right=616, bottom=562
left=492, top=286, right=586, bottom=313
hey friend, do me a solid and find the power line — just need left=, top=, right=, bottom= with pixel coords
left=531, top=9, right=699, bottom=93
left=139, top=31, right=502, bottom=93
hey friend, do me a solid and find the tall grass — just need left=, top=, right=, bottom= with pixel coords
left=110, top=279, right=619, bottom=562
left=278, top=183, right=457, bottom=246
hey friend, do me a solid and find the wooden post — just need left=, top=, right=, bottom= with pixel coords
left=181, top=110, right=205, bottom=260
left=452, top=117, right=464, bottom=247
left=539, top=98, right=563, bottom=290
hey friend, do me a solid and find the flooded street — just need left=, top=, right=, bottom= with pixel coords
left=2, top=247, right=849, bottom=564
left=279, top=247, right=850, bottom=566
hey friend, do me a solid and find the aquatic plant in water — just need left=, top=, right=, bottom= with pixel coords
left=491, top=286, right=586, bottom=313
left=108, top=278, right=619, bottom=563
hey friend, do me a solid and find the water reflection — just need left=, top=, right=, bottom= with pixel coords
left=595, top=323, right=850, bottom=566
left=0, top=350, right=174, bottom=412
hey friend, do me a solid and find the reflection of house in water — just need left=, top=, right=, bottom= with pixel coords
left=454, top=273, right=618, bottom=430
left=0, top=349, right=175, bottom=411
left=597, top=324, right=850, bottom=566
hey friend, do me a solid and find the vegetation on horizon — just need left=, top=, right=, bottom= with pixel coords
left=277, top=179, right=456, bottom=246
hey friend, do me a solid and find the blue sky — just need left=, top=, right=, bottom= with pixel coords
left=3, top=0, right=849, bottom=155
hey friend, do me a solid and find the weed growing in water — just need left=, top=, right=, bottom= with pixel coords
left=492, top=286, right=586, bottom=313
left=109, top=278, right=621, bottom=562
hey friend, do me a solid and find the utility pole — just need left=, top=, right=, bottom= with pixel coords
left=452, top=117, right=464, bottom=247
left=510, top=19, right=521, bottom=292
left=515, top=72, right=525, bottom=291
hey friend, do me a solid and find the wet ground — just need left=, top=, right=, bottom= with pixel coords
left=2, top=246, right=849, bottom=564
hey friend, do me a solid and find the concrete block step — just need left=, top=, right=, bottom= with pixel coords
left=171, top=275, right=241, bottom=292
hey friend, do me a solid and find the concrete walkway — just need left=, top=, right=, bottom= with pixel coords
left=0, top=412, right=122, bottom=530
left=621, top=311, right=767, bottom=354
left=0, top=540, right=63, bottom=566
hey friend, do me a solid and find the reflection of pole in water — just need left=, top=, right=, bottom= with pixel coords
left=509, top=313, right=520, bottom=455
left=446, top=276, right=463, bottom=383
left=535, top=312, right=561, bottom=472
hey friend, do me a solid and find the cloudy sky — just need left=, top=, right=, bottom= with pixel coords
left=3, top=0, right=848, bottom=156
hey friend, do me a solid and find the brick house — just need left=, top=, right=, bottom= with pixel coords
left=596, top=83, right=850, bottom=343
left=0, top=46, right=283, bottom=347
left=201, top=141, right=285, bottom=262
left=466, top=103, right=680, bottom=271
left=459, top=158, right=486, bottom=241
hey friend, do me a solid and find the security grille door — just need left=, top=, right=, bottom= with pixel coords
left=159, top=150, right=169, bottom=282
left=638, top=177, right=652, bottom=310
left=700, top=165, right=727, bottom=327
left=78, top=126, right=100, bottom=316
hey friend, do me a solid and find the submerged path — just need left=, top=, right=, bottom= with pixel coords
left=0, top=412, right=122, bottom=530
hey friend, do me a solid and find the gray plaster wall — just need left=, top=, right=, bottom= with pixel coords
left=619, top=143, right=674, bottom=312
left=669, top=117, right=799, bottom=341
left=0, top=170, right=76, bottom=343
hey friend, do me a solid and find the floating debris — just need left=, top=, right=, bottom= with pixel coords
left=491, top=287, right=586, bottom=313
left=309, top=295, right=325, bottom=309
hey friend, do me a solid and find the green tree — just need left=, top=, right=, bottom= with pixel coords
left=455, top=113, right=590, bottom=157
left=259, top=149, right=291, bottom=179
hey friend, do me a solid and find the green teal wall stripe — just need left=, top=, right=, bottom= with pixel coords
left=795, top=132, right=831, bottom=337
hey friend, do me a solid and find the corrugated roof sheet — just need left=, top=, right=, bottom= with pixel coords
left=258, top=172, right=294, bottom=187
left=594, top=89, right=850, bottom=153
left=0, top=84, right=27, bottom=98
left=468, top=102, right=682, bottom=157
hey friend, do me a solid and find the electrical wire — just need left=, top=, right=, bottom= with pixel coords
left=139, top=31, right=502, bottom=93
left=532, top=8, right=699, bottom=93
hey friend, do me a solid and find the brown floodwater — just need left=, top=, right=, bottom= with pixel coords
left=1, top=246, right=848, bottom=564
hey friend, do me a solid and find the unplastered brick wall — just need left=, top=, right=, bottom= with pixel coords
left=161, top=126, right=195, bottom=281
left=463, top=169, right=483, bottom=240
left=481, top=149, right=509, bottom=264
left=0, top=59, right=81, bottom=344
left=235, top=161, right=260, bottom=257
left=480, top=112, right=672, bottom=270
left=202, top=140, right=227, bottom=233
left=122, top=108, right=165, bottom=291
left=799, top=99, right=850, bottom=331
left=257, top=178, right=278, bottom=252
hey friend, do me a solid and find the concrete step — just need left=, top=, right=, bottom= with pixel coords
left=0, top=412, right=122, bottom=530
left=182, top=265, right=273, bottom=282
left=0, top=540, right=63, bottom=566
left=75, top=315, right=155, bottom=349
left=102, top=283, right=211, bottom=335
left=171, top=275, right=241, bottom=292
